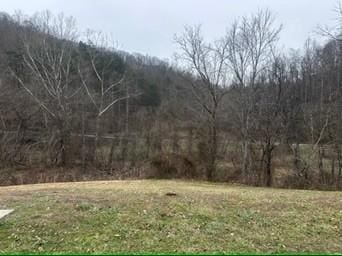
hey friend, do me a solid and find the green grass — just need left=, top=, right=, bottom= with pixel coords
left=0, top=180, right=341, bottom=253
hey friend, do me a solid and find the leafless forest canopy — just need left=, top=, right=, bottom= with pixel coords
left=0, top=8, right=342, bottom=189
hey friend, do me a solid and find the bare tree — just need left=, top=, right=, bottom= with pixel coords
left=78, top=31, right=139, bottom=165
left=174, top=25, right=230, bottom=180
left=225, top=9, right=282, bottom=180
left=252, top=55, right=287, bottom=186
left=10, top=11, right=81, bottom=166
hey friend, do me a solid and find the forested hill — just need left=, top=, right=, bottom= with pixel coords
left=0, top=10, right=341, bottom=190
left=0, top=11, right=192, bottom=120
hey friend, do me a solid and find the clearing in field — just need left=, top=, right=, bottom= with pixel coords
left=0, top=180, right=341, bottom=253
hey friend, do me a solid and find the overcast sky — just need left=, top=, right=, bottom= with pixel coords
left=1, top=0, right=339, bottom=60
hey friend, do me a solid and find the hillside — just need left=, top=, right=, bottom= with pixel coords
left=0, top=180, right=341, bottom=253
left=0, top=10, right=342, bottom=190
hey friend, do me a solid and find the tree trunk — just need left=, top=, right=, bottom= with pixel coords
left=242, top=139, right=249, bottom=178
left=56, top=117, right=70, bottom=167
left=293, top=142, right=300, bottom=174
left=172, top=128, right=179, bottom=154
left=187, top=128, right=193, bottom=156
left=331, top=157, right=335, bottom=184
left=59, top=128, right=69, bottom=167
left=207, top=113, right=217, bottom=181
left=265, top=143, right=273, bottom=187
left=125, top=85, right=129, bottom=134
left=318, top=145, right=325, bottom=184
left=107, top=136, right=117, bottom=171
left=335, top=144, right=342, bottom=179
left=93, top=115, right=100, bottom=163
left=81, top=110, right=86, bottom=172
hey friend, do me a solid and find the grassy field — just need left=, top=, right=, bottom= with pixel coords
left=0, top=180, right=341, bottom=253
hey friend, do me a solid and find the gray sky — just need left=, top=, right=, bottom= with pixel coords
left=1, top=0, right=339, bottom=60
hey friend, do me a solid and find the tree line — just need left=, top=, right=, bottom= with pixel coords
left=0, top=9, right=341, bottom=189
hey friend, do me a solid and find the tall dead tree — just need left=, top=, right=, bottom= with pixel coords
left=10, top=11, right=81, bottom=166
left=225, top=9, right=282, bottom=180
left=78, top=31, right=139, bottom=166
left=252, top=55, right=287, bottom=186
left=174, top=25, right=230, bottom=180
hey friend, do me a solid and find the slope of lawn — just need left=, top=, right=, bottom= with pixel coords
left=0, top=180, right=341, bottom=253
